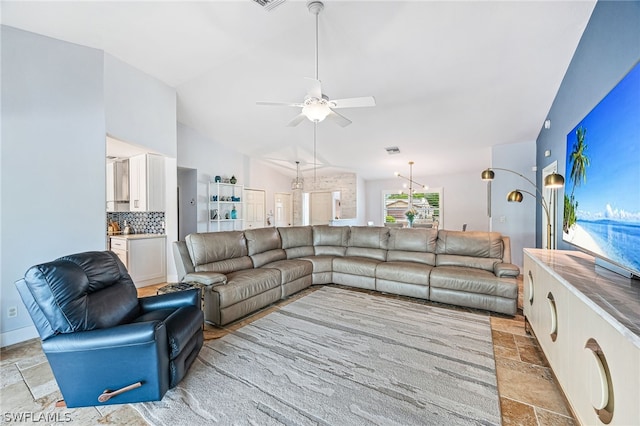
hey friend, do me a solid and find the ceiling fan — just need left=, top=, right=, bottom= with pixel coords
left=257, top=1, right=376, bottom=127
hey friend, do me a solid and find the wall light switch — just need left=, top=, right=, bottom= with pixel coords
left=8, top=306, right=18, bottom=318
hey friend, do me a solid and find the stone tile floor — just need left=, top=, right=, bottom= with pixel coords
left=1, top=278, right=576, bottom=425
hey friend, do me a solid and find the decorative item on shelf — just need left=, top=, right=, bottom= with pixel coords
left=224, top=211, right=230, bottom=219
left=231, top=205, right=237, bottom=219
left=214, top=175, right=221, bottom=183
left=481, top=167, right=565, bottom=249
left=212, top=195, right=218, bottom=201
left=210, top=209, right=218, bottom=220
left=230, top=175, right=237, bottom=184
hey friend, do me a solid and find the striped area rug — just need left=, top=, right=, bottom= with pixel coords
left=135, top=286, right=500, bottom=425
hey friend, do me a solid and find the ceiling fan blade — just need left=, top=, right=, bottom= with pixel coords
left=304, top=77, right=322, bottom=99
left=330, top=96, right=376, bottom=109
left=286, top=113, right=308, bottom=127
left=257, top=101, right=303, bottom=107
left=326, top=109, right=352, bottom=127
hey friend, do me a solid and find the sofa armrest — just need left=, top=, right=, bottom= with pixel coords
left=173, top=241, right=195, bottom=282
left=139, top=288, right=201, bottom=312
left=494, top=262, right=520, bottom=278
left=184, top=272, right=227, bottom=286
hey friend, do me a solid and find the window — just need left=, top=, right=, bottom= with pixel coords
left=383, top=188, right=442, bottom=227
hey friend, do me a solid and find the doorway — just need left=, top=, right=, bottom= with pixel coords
left=274, top=192, right=292, bottom=227
left=244, top=188, right=266, bottom=229
left=542, top=161, right=558, bottom=249
left=177, top=167, right=197, bottom=240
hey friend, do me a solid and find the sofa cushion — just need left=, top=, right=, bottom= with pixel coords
left=345, top=226, right=389, bottom=261
left=245, top=227, right=287, bottom=268
left=436, top=230, right=504, bottom=259
left=261, top=259, right=313, bottom=284
left=429, top=266, right=517, bottom=299
left=186, top=231, right=252, bottom=273
left=278, top=226, right=314, bottom=258
left=333, top=257, right=381, bottom=278
left=376, top=261, right=433, bottom=286
left=436, top=254, right=498, bottom=273
left=313, top=225, right=349, bottom=256
left=213, top=268, right=281, bottom=308
left=386, top=228, right=437, bottom=265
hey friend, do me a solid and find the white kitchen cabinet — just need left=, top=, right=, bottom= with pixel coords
left=129, top=153, right=165, bottom=212
left=524, top=249, right=640, bottom=426
left=110, top=235, right=166, bottom=287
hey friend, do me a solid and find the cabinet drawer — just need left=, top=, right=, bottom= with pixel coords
left=111, top=248, right=128, bottom=268
left=110, top=238, right=127, bottom=251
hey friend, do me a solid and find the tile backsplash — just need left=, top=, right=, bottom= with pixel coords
left=107, top=211, right=165, bottom=235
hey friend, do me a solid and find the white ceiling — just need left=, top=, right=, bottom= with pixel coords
left=1, top=0, right=596, bottom=180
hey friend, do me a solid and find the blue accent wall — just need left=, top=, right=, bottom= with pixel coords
left=536, top=1, right=640, bottom=249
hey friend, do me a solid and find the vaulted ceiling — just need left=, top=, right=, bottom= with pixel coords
left=1, top=0, right=596, bottom=179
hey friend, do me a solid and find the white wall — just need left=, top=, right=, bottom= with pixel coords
left=489, top=141, right=537, bottom=269
left=104, top=54, right=177, bottom=158
left=177, top=123, right=291, bottom=232
left=365, top=171, right=490, bottom=232
left=1, top=27, right=106, bottom=346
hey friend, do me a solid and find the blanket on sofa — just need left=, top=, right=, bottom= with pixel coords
left=134, top=286, right=500, bottom=425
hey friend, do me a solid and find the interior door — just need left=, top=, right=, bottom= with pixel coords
left=309, top=191, right=333, bottom=225
left=244, top=188, right=266, bottom=229
left=274, top=192, right=292, bottom=227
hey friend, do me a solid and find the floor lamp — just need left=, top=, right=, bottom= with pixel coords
left=481, top=168, right=565, bottom=249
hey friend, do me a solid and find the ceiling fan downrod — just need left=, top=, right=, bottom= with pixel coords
left=307, top=1, right=324, bottom=81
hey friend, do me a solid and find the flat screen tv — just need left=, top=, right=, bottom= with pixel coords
left=562, top=61, right=640, bottom=278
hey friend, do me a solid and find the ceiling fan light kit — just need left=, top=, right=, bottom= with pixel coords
left=257, top=0, right=375, bottom=127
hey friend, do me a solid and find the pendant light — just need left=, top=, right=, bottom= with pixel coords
left=292, top=161, right=304, bottom=190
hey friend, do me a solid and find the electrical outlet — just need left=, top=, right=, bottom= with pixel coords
left=8, top=306, right=18, bottom=318
left=499, top=216, right=506, bottom=223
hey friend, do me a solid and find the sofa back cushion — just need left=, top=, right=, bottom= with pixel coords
left=245, top=227, right=287, bottom=267
left=186, top=231, right=253, bottom=273
left=278, top=226, right=314, bottom=259
left=435, top=230, right=504, bottom=271
left=345, top=226, right=389, bottom=261
left=313, top=225, right=349, bottom=256
left=386, top=228, right=438, bottom=265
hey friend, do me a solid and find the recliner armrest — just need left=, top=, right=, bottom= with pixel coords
left=41, top=321, right=163, bottom=352
left=494, top=262, right=520, bottom=278
left=139, top=288, right=201, bottom=312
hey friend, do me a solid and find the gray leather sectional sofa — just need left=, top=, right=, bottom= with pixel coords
left=172, top=226, right=520, bottom=326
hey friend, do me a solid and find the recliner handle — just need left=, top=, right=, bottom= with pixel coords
left=98, top=381, right=142, bottom=403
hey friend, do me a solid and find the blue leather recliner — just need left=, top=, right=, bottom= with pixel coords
left=15, top=251, right=204, bottom=408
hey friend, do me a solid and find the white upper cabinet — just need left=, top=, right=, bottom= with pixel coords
left=130, top=153, right=165, bottom=212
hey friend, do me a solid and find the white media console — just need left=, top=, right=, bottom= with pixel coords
left=523, top=249, right=639, bottom=425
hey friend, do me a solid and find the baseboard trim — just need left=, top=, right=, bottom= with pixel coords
left=1, top=325, right=39, bottom=348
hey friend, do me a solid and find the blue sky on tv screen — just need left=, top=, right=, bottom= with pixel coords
left=565, top=62, right=640, bottom=223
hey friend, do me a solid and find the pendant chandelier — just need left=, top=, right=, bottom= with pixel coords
left=292, top=161, right=304, bottom=190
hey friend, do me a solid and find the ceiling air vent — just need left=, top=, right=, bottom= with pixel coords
left=385, top=146, right=401, bottom=155
left=251, top=0, right=286, bottom=12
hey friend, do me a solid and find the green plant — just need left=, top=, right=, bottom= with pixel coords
left=385, top=215, right=396, bottom=223
left=405, top=208, right=417, bottom=222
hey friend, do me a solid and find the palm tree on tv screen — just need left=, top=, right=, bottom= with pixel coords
left=564, top=126, right=590, bottom=232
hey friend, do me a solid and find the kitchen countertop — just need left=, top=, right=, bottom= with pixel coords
left=109, top=233, right=166, bottom=240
